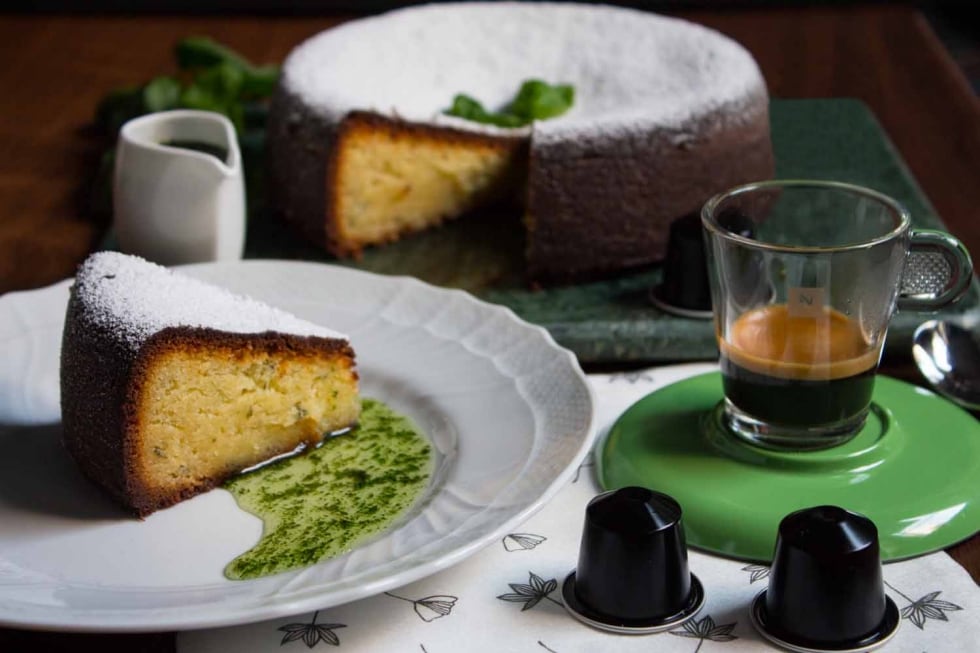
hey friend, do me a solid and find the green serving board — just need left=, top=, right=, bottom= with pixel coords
left=244, top=98, right=980, bottom=363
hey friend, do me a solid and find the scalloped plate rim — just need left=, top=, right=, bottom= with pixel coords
left=0, top=259, right=596, bottom=633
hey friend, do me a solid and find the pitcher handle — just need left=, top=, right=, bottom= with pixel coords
left=898, top=229, right=973, bottom=311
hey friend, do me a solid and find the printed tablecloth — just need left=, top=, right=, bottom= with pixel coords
left=180, top=364, right=980, bottom=653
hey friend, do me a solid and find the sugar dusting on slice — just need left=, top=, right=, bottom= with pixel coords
left=73, top=252, right=348, bottom=351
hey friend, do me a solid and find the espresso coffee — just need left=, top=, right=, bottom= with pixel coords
left=719, top=305, right=879, bottom=428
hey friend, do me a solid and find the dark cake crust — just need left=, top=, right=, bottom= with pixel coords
left=267, top=85, right=339, bottom=251
left=268, top=82, right=774, bottom=286
left=525, top=96, right=775, bottom=284
left=60, top=289, right=357, bottom=518
left=61, top=291, right=134, bottom=509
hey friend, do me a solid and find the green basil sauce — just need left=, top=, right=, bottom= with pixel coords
left=223, top=399, right=433, bottom=580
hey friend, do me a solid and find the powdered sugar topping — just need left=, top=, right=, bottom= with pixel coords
left=282, top=2, right=767, bottom=134
left=74, top=252, right=348, bottom=350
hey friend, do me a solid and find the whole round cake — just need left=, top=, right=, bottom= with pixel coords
left=268, top=2, right=774, bottom=284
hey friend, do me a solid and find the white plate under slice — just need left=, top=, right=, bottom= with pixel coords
left=0, top=260, right=595, bottom=632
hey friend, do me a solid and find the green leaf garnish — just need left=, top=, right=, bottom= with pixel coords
left=241, top=65, right=280, bottom=98
left=444, top=79, right=574, bottom=127
left=507, top=80, right=575, bottom=121
left=142, top=76, right=182, bottom=112
left=447, top=95, right=488, bottom=122
left=178, top=63, right=247, bottom=130
left=176, top=37, right=280, bottom=100
left=94, top=36, right=279, bottom=136
left=175, top=36, right=253, bottom=71
left=447, top=95, right=524, bottom=128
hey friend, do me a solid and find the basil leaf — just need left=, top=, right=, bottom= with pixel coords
left=179, top=67, right=246, bottom=131
left=179, top=83, right=218, bottom=112
left=445, top=95, right=526, bottom=127
left=197, top=62, right=245, bottom=102
left=486, top=112, right=526, bottom=128
left=143, top=76, right=182, bottom=112
left=175, top=36, right=252, bottom=72
left=444, top=79, right=574, bottom=127
left=447, top=95, right=490, bottom=121
left=241, top=64, right=280, bottom=98
left=507, top=79, right=574, bottom=121
left=97, top=36, right=278, bottom=139
left=176, top=37, right=279, bottom=99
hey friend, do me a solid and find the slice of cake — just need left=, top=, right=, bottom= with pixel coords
left=60, top=252, right=360, bottom=517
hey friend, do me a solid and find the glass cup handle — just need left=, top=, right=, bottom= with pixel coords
left=898, top=229, right=974, bottom=311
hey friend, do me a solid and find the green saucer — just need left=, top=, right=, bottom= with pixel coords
left=597, top=372, right=980, bottom=562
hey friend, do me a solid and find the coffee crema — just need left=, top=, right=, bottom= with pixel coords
left=719, top=304, right=879, bottom=381
left=719, top=304, right=880, bottom=430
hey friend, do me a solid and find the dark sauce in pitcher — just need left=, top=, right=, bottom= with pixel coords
left=162, top=139, right=229, bottom=163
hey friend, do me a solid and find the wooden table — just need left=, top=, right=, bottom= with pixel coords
left=1, top=3, right=977, bottom=648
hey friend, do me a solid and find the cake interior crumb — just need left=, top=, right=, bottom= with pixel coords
left=336, top=121, right=524, bottom=249
left=135, top=347, right=360, bottom=492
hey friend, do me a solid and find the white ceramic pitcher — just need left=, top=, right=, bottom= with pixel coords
left=113, top=110, right=245, bottom=265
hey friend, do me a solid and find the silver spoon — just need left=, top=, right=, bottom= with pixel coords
left=912, top=319, right=980, bottom=410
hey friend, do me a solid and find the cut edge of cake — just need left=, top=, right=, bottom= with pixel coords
left=326, top=111, right=529, bottom=257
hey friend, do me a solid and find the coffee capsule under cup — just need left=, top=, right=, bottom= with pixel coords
left=750, top=505, right=900, bottom=652
left=561, top=486, right=704, bottom=634
left=650, top=213, right=713, bottom=319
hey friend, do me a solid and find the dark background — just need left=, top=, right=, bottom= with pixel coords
left=8, top=1, right=980, bottom=93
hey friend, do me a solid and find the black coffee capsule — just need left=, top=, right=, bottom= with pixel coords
left=713, top=206, right=772, bottom=310
left=750, top=505, right=900, bottom=652
left=715, top=206, right=757, bottom=239
left=561, top=486, right=704, bottom=634
left=650, top=213, right=713, bottom=319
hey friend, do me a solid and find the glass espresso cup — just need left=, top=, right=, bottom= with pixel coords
left=702, top=180, right=973, bottom=449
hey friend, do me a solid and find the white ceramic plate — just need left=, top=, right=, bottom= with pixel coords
left=0, top=261, right=595, bottom=632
